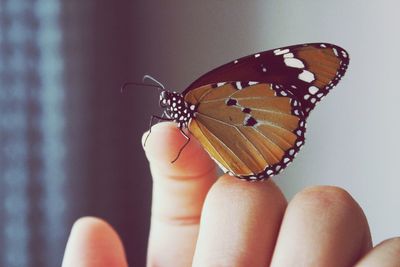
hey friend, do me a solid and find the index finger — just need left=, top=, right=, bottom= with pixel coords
left=143, top=122, right=217, bottom=267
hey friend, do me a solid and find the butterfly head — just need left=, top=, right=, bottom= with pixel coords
left=159, top=90, right=170, bottom=108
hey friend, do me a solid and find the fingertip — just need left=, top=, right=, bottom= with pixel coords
left=270, top=186, right=372, bottom=267
left=354, top=237, right=400, bottom=267
left=207, top=174, right=287, bottom=218
left=142, top=122, right=215, bottom=177
left=62, top=217, right=128, bottom=267
left=193, top=176, right=287, bottom=266
left=70, top=217, right=118, bottom=240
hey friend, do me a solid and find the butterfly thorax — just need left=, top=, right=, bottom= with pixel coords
left=159, top=90, right=197, bottom=127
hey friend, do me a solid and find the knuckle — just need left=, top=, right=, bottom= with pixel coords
left=207, top=175, right=286, bottom=209
left=380, top=237, right=400, bottom=255
left=153, top=214, right=201, bottom=226
left=292, top=185, right=359, bottom=215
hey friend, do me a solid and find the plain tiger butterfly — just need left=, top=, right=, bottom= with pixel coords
left=144, top=43, right=349, bottom=181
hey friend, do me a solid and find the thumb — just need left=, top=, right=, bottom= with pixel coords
left=62, top=217, right=128, bottom=267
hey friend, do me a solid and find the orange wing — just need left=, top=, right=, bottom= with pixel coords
left=185, top=82, right=305, bottom=180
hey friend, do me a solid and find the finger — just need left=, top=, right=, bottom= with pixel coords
left=192, top=175, right=287, bottom=267
left=62, top=217, right=128, bottom=267
left=143, top=122, right=217, bottom=267
left=270, top=186, right=372, bottom=267
left=355, top=237, right=400, bottom=267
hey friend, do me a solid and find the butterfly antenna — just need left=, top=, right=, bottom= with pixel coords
left=143, top=75, right=165, bottom=89
left=120, top=81, right=163, bottom=93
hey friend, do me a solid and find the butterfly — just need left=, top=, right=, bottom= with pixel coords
left=145, top=43, right=349, bottom=181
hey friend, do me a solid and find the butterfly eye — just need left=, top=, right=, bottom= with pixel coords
left=159, top=91, right=168, bottom=107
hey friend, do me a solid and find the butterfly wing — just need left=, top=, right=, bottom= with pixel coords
left=184, top=43, right=349, bottom=117
left=185, top=82, right=305, bottom=180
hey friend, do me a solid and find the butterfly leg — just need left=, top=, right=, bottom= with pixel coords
left=171, top=127, right=191, bottom=164
left=144, top=114, right=173, bottom=147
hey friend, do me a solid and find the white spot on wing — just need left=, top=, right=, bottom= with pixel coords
left=236, top=82, right=243, bottom=89
left=249, top=81, right=258, bottom=85
left=296, top=141, right=303, bottom=147
left=284, top=58, right=305, bottom=68
left=308, top=86, right=319, bottom=95
left=274, top=48, right=290, bottom=55
left=283, top=53, right=294, bottom=58
left=254, top=53, right=260, bottom=58
left=262, top=67, right=267, bottom=72
left=217, top=82, right=226, bottom=87
left=298, top=70, right=315, bottom=83
left=332, top=48, right=338, bottom=56
left=234, top=60, right=238, bottom=64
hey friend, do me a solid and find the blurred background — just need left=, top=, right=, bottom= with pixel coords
left=0, top=0, right=399, bottom=266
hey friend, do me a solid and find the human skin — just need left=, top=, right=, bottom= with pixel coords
left=62, top=122, right=400, bottom=267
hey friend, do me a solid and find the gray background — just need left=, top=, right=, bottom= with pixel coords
left=136, top=0, right=400, bottom=245
left=0, top=1, right=399, bottom=266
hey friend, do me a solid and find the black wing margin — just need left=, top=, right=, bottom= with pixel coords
left=184, top=43, right=349, bottom=117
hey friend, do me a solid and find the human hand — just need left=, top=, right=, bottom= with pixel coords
left=62, top=122, right=400, bottom=267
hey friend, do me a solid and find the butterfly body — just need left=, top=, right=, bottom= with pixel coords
left=159, top=90, right=196, bottom=128
left=155, top=43, right=349, bottom=181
